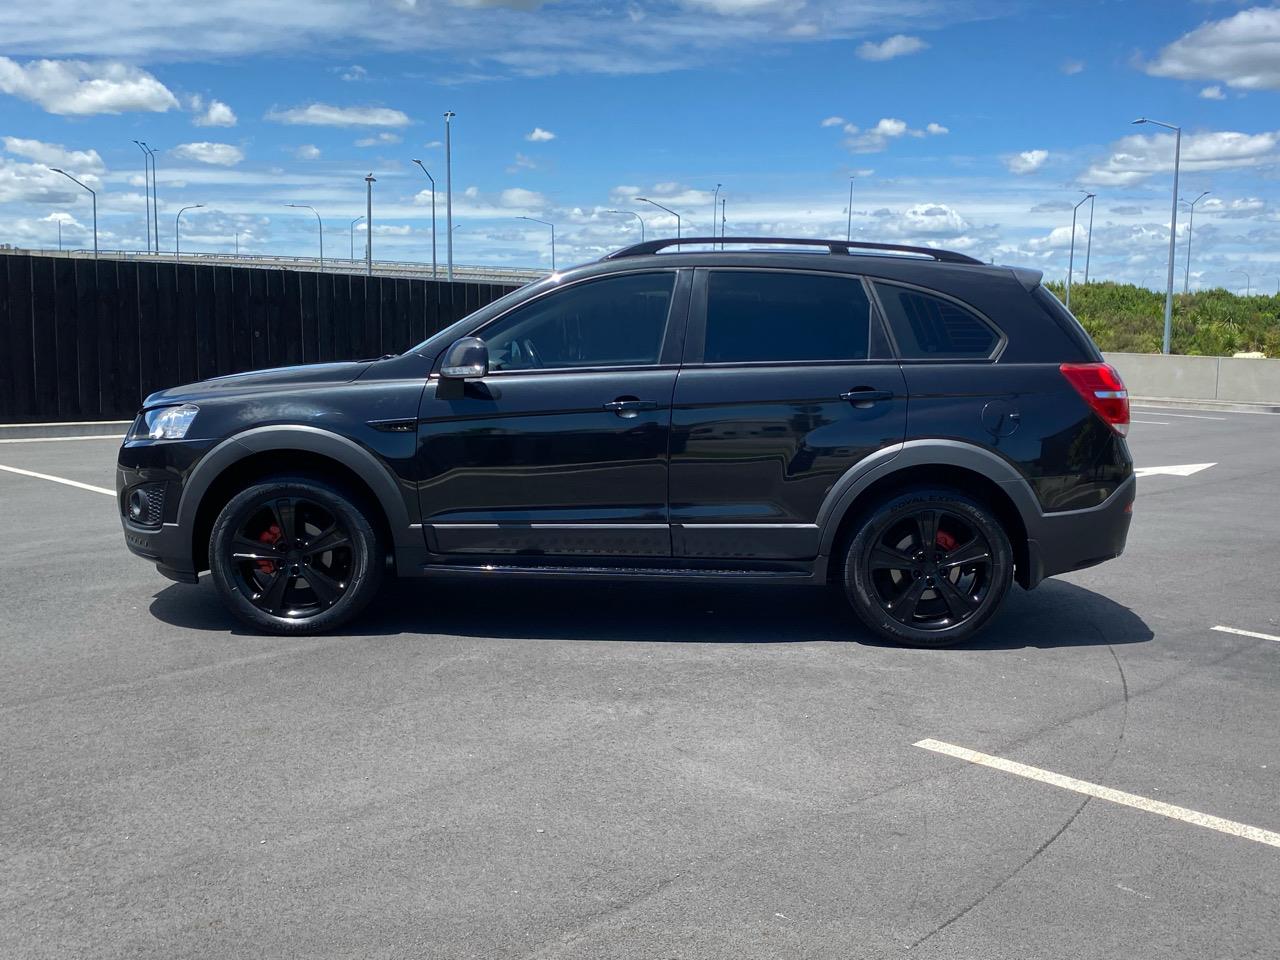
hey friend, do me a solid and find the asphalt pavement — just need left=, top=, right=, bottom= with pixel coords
left=2, top=404, right=1278, bottom=959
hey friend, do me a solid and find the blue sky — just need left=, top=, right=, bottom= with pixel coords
left=1, top=0, right=1278, bottom=291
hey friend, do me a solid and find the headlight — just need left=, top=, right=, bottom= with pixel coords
left=136, top=403, right=200, bottom=440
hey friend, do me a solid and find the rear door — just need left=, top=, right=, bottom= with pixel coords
left=669, top=268, right=907, bottom=559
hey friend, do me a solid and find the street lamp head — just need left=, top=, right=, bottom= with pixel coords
left=1132, top=118, right=1146, bottom=125
left=50, top=167, right=65, bottom=175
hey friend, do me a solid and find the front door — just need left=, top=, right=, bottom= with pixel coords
left=669, top=268, right=907, bottom=559
left=416, top=269, right=688, bottom=557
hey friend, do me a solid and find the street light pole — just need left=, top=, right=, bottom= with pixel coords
left=364, top=173, right=375, bottom=276
left=131, top=140, right=152, bottom=253
left=175, top=203, right=204, bottom=260
left=635, top=197, right=681, bottom=246
left=1066, top=192, right=1094, bottom=310
left=285, top=203, right=323, bottom=270
left=49, top=168, right=97, bottom=258
left=712, top=183, right=721, bottom=245
left=517, top=216, right=555, bottom=272
left=1231, top=269, right=1250, bottom=297
left=1083, top=191, right=1096, bottom=285
left=721, top=197, right=726, bottom=248
left=411, top=159, right=438, bottom=279
left=1180, top=190, right=1210, bottom=294
left=141, top=142, right=159, bottom=253
left=846, top=177, right=855, bottom=242
left=606, top=210, right=645, bottom=241
left=350, top=217, right=363, bottom=262
left=1133, top=118, right=1181, bottom=354
left=444, top=111, right=455, bottom=281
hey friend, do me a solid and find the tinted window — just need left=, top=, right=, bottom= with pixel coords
left=703, top=271, right=871, bottom=363
left=875, top=283, right=998, bottom=359
left=482, top=272, right=674, bottom=371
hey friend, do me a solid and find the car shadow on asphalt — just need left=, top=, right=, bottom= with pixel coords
left=148, top=575, right=1152, bottom=650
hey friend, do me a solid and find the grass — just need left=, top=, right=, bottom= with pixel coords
left=1045, top=281, right=1280, bottom=357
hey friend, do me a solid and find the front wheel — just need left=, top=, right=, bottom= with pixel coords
left=209, top=476, right=383, bottom=635
left=842, top=486, right=1012, bottom=648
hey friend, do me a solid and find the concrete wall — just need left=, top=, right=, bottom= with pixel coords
left=1104, top=352, right=1280, bottom=404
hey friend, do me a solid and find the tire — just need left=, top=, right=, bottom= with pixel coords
left=841, top=485, right=1013, bottom=648
left=208, top=475, right=384, bottom=635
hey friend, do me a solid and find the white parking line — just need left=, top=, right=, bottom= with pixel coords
left=1131, top=412, right=1227, bottom=421
left=0, top=463, right=114, bottom=497
left=914, top=738, right=1280, bottom=849
left=0, top=435, right=124, bottom=444
left=1212, top=625, right=1280, bottom=643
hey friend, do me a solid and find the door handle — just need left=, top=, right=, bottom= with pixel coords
left=840, top=388, right=894, bottom=403
left=604, top=399, right=659, bottom=418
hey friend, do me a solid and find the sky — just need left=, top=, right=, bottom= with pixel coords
left=1, top=0, right=1278, bottom=292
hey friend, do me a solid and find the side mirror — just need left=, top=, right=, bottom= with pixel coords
left=441, top=337, right=489, bottom=379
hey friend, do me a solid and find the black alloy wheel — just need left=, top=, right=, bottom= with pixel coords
left=230, top=496, right=353, bottom=618
left=843, top=487, right=1012, bottom=647
left=209, top=476, right=383, bottom=634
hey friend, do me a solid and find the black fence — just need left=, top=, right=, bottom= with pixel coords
left=0, top=254, right=521, bottom=422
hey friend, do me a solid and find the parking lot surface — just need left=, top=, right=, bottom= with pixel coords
left=3, top=406, right=1279, bottom=959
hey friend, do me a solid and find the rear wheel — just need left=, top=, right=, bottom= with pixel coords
left=842, top=486, right=1012, bottom=647
left=209, top=476, right=383, bottom=635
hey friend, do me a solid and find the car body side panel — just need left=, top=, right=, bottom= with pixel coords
left=898, top=363, right=1132, bottom=512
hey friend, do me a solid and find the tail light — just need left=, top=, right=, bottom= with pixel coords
left=1060, top=362, right=1129, bottom=437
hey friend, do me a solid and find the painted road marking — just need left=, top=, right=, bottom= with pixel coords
left=1213, top=625, right=1280, bottom=643
left=0, top=463, right=114, bottom=497
left=914, top=738, right=1280, bottom=849
left=1131, top=411, right=1227, bottom=421
left=1133, top=462, right=1216, bottom=478
left=1130, top=420, right=1170, bottom=426
left=0, top=435, right=124, bottom=444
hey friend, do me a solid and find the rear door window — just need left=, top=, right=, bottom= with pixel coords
left=702, top=270, right=871, bottom=363
left=874, top=283, right=1000, bottom=360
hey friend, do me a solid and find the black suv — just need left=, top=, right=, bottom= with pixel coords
left=117, top=237, right=1134, bottom=647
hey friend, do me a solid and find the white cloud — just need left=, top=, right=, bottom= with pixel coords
left=820, top=116, right=845, bottom=127
left=423, top=140, right=443, bottom=149
left=500, top=187, right=546, bottom=208
left=294, top=144, right=321, bottom=160
left=0, top=56, right=178, bottom=115
left=1200, top=197, right=1265, bottom=218
left=193, top=97, right=237, bottom=127
left=843, top=117, right=949, bottom=153
left=266, top=103, right=411, bottom=127
left=856, top=34, right=927, bottom=61
left=355, top=132, right=403, bottom=147
left=1199, top=85, right=1225, bottom=101
left=1006, top=149, right=1049, bottom=175
left=1027, top=223, right=1087, bottom=252
left=1146, top=7, right=1280, bottom=91
left=371, top=223, right=412, bottom=236
left=0, top=156, right=87, bottom=203
left=1083, top=129, right=1280, bottom=186
left=525, top=127, right=556, bottom=142
left=341, top=64, right=367, bottom=81
left=507, top=152, right=537, bottom=172
left=172, top=141, right=245, bottom=166
left=2, top=136, right=104, bottom=172
left=879, top=202, right=970, bottom=238
left=1060, top=59, right=1084, bottom=75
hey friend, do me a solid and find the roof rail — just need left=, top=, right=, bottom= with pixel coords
left=602, top=236, right=985, bottom=265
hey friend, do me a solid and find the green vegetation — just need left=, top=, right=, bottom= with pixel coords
left=1045, top=281, right=1280, bottom=357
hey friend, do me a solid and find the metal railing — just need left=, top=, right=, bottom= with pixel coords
left=0, top=246, right=546, bottom=285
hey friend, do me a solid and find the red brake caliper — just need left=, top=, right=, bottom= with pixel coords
left=935, top=529, right=958, bottom=552
left=257, top=523, right=283, bottom=575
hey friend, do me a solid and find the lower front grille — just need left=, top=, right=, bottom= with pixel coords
left=125, top=482, right=166, bottom=528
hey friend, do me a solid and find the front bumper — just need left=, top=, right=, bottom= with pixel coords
left=1023, top=472, right=1135, bottom=588
left=117, top=437, right=217, bottom=584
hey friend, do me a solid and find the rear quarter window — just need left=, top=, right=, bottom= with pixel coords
left=874, top=283, right=1000, bottom=360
